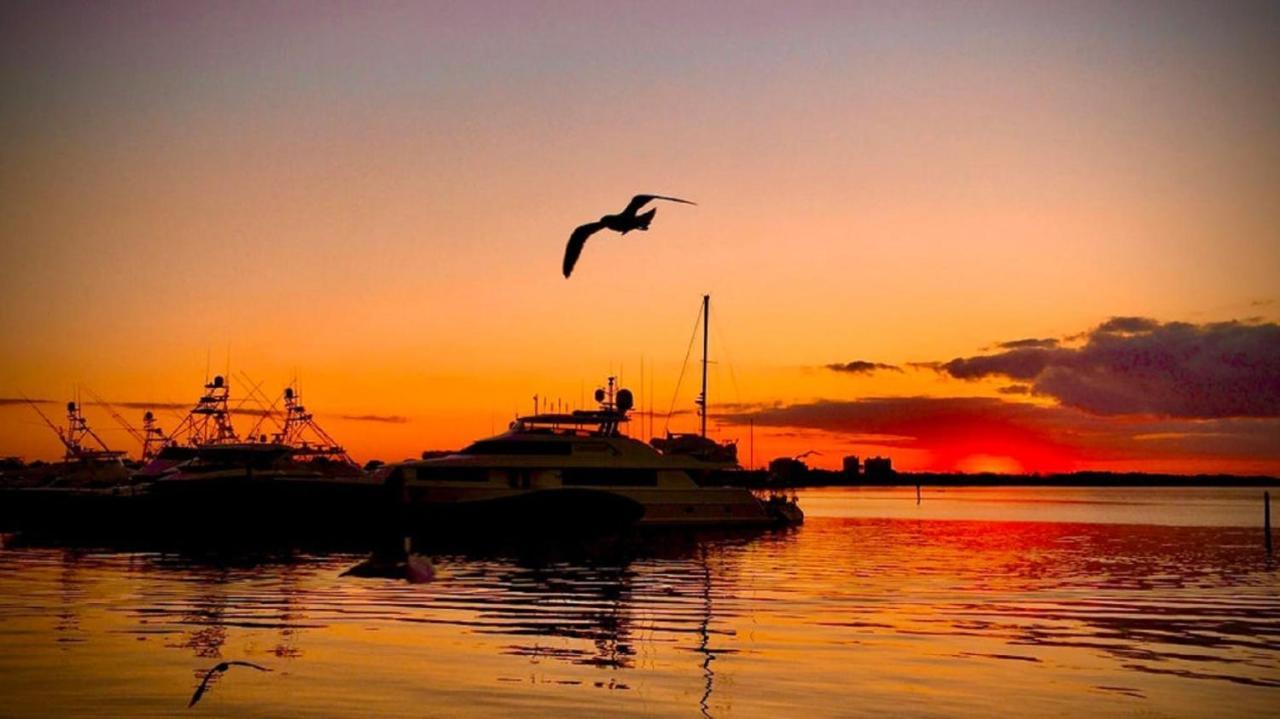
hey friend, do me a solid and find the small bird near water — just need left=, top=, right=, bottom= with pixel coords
left=562, top=194, right=696, bottom=277
left=187, top=661, right=271, bottom=708
left=341, top=536, right=436, bottom=584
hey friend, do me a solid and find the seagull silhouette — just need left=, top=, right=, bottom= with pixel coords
left=562, top=194, right=696, bottom=277
left=188, top=661, right=271, bottom=708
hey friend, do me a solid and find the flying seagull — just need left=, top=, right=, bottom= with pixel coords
left=188, top=661, right=271, bottom=708
left=562, top=194, right=696, bottom=277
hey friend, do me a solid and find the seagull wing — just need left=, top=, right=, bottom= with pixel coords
left=188, top=662, right=270, bottom=707
left=622, top=194, right=697, bottom=217
left=563, top=221, right=606, bottom=278
left=224, top=661, right=271, bottom=672
left=188, top=667, right=221, bottom=708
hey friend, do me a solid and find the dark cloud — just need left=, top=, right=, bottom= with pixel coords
left=996, top=338, right=1059, bottom=350
left=1123, top=417, right=1280, bottom=459
left=998, top=384, right=1030, bottom=395
left=940, top=318, right=1280, bottom=418
left=110, top=401, right=191, bottom=411
left=630, top=408, right=694, bottom=421
left=336, top=413, right=409, bottom=424
left=825, top=361, right=902, bottom=375
left=0, top=398, right=55, bottom=406
left=942, top=347, right=1057, bottom=382
left=726, top=396, right=1053, bottom=437
left=1, top=398, right=192, bottom=411
left=714, top=401, right=782, bottom=414
left=1096, top=316, right=1161, bottom=334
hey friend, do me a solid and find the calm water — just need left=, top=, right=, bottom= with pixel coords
left=0, top=487, right=1277, bottom=717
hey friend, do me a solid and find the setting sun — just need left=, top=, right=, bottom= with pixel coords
left=956, top=454, right=1026, bottom=475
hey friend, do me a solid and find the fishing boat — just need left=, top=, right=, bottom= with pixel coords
left=389, top=296, right=802, bottom=533
left=2, top=376, right=382, bottom=539
left=133, top=376, right=383, bottom=536
left=136, top=376, right=364, bottom=478
left=0, top=399, right=138, bottom=533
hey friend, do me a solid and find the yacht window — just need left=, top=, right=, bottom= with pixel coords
left=462, top=440, right=571, bottom=456
left=416, top=467, right=491, bottom=482
left=572, top=442, right=616, bottom=455
left=561, top=468, right=658, bottom=487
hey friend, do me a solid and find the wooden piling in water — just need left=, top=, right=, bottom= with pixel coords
left=1266, top=491, right=1272, bottom=556
left=916, top=484, right=921, bottom=505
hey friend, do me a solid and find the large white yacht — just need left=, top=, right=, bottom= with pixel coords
left=391, top=296, right=801, bottom=532
left=391, top=380, right=799, bottom=531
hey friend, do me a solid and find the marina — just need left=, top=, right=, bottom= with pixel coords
left=1, top=298, right=802, bottom=543
left=2, top=3, right=1277, bottom=716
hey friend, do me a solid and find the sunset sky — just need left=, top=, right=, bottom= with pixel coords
left=2, top=2, right=1277, bottom=474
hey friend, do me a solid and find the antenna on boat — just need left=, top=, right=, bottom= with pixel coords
left=662, top=295, right=709, bottom=437
left=272, top=382, right=355, bottom=465
left=22, top=396, right=74, bottom=458
left=648, top=364, right=654, bottom=443
left=141, top=410, right=165, bottom=461
left=166, top=372, right=239, bottom=447
left=82, top=386, right=146, bottom=455
left=23, top=394, right=120, bottom=462
left=237, top=372, right=281, bottom=437
left=699, top=294, right=709, bottom=439
left=65, top=397, right=113, bottom=455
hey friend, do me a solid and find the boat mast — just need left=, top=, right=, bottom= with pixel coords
left=23, top=398, right=77, bottom=460
left=700, top=293, right=709, bottom=439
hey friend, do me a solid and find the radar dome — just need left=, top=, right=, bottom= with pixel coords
left=212, top=375, right=225, bottom=388
left=594, top=388, right=606, bottom=403
left=284, top=387, right=294, bottom=399
left=67, top=401, right=77, bottom=412
left=616, top=388, right=634, bottom=413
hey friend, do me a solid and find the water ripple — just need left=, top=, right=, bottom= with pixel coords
left=0, top=489, right=1277, bottom=717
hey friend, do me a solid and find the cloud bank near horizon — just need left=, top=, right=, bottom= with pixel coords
left=939, top=317, right=1280, bottom=418
left=770, top=315, right=1280, bottom=470
left=825, top=361, right=902, bottom=375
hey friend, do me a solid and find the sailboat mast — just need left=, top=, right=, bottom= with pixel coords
left=700, top=293, right=709, bottom=439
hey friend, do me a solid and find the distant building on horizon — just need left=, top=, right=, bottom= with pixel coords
left=865, top=456, right=894, bottom=481
left=769, top=456, right=810, bottom=484
left=842, top=455, right=861, bottom=477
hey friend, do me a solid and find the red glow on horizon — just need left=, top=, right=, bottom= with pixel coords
left=876, top=409, right=1083, bottom=474
left=954, top=454, right=1026, bottom=475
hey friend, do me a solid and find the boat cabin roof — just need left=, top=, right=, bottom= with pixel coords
left=406, top=425, right=726, bottom=471
left=512, top=410, right=627, bottom=429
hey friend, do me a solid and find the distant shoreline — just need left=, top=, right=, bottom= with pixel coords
left=723, top=470, right=1280, bottom=489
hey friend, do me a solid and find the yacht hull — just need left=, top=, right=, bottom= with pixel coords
left=0, top=472, right=384, bottom=541
left=403, top=484, right=782, bottom=530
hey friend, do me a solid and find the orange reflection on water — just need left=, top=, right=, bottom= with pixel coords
left=0, top=488, right=1277, bottom=717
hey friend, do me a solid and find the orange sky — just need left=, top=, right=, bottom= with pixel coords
left=2, top=2, right=1278, bottom=473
